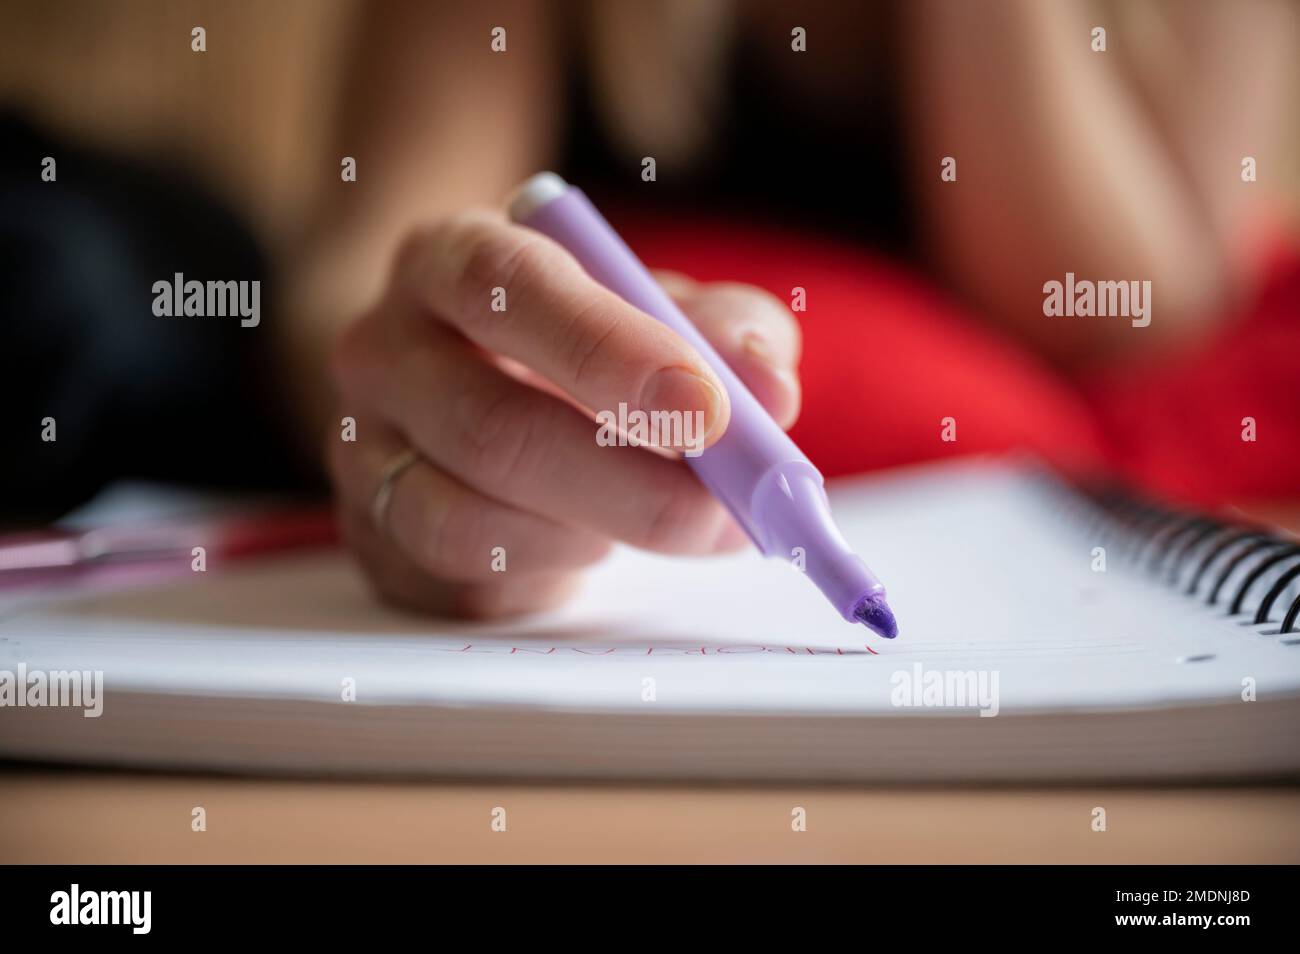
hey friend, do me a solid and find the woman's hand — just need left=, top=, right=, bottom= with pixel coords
left=328, top=212, right=801, bottom=618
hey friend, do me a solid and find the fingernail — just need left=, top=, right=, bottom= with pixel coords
left=640, top=367, right=725, bottom=438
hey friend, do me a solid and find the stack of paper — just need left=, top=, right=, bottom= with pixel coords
left=3, top=459, right=1298, bottom=780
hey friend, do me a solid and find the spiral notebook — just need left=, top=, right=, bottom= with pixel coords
left=2, top=457, right=1299, bottom=781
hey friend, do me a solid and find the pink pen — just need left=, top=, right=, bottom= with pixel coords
left=508, top=173, right=898, bottom=638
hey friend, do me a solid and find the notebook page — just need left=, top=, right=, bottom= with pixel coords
left=4, top=458, right=1299, bottom=717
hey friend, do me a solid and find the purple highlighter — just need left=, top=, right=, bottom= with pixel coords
left=508, top=173, right=898, bottom=638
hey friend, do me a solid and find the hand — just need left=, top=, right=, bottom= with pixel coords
left=328, top=211, right=801, bottom=618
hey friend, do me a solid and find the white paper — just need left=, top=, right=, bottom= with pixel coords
left=5, top=457, right=1298, bottom=719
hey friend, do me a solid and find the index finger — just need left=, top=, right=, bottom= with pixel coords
left=393, top=214, right=730, bottom=449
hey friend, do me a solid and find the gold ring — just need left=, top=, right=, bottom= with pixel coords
left=370, top=447, right=422, bottom=534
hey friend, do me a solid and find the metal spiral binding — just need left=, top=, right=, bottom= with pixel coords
left=1076, top=484, right=1300, bottom=635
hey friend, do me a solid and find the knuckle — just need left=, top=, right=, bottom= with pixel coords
left=455, top=225, right=549, bottom=319
left=391, top=224, right=441, bottom=284
left=458, top=385, right=556, bottom=490
left=562, top=299, right=624, bottom=389
left=711, top=283, right=801, bottom=342
left=330, top=307, right=383, bottom=396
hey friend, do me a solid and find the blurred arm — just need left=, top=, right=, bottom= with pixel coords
left=905, top=0, right=1298, bottom=368
left=277, top=0, right=561, bottom=458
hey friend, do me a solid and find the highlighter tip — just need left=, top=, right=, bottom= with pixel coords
left=853, top=594, right=899, bottom=639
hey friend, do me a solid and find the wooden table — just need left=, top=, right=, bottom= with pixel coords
left=2, top=766, right=1297, bottom=863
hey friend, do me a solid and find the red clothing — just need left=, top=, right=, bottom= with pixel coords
left=618, top=215, right=1299, bottom=506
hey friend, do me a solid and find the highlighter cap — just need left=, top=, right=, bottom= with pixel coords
left=506, top=172, right=569, bottom=222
